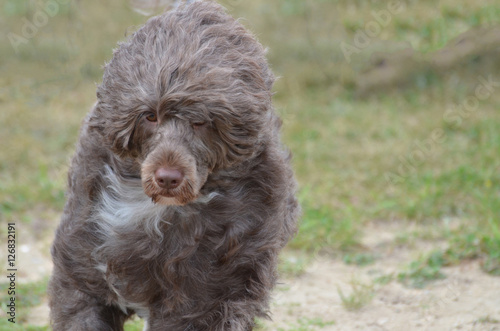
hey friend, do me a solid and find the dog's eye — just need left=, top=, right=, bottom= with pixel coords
left=145, top=112, right=158, bottom=122
left=192, top=121, right=206, bottom=129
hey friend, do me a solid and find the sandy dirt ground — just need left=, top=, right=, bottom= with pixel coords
left=266, top=256, right=500, bottom=330
left=265, top=222, right=500, bottom=331
left=2, top=221, right=500, bottom=330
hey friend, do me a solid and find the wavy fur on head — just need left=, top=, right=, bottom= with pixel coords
left=48, top=1, right=299, bottom=330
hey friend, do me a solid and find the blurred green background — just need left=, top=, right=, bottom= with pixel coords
left=0, top=0, right=499, bottom=329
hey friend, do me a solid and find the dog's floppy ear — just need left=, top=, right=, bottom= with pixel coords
left=91, top=101, right=137, bottom=158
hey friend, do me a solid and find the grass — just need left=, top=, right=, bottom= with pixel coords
left=337, top=278, right=375, bottom=311
left=0, top=279, right=48, bottom=330
left=342, top=252, right=376, bottom=266
left=441, top=224, right=500, bottom=275
left=398, top=251, right=447, bottom=288
left=475, top=315, right=500, bottom=324
left=373, top=273, right=395, bottom=286
left=0, top=0, right=499, bottom=328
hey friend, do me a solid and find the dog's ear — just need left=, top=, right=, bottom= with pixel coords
left=109, top=119, right=137, bottom=158
left=90, top=102, right=138, bottom=158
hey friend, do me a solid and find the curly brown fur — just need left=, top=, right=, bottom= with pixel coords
left=48, top=1, right=299, bottom=330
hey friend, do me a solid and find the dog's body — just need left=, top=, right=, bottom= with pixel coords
left=48, top=2, right=299, bottom=330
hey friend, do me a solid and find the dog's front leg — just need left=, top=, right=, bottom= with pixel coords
left=49, top=273, right=128, bottom=331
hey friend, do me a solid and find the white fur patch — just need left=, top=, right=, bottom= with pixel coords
left=97, top=165, right=218, bottom=236
left=97, top=165, right=170, bottom=237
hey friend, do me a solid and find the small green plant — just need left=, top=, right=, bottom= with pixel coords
left=398, top=251, right=446, bottom=288
left=337, top=278, right=374, bottom=311
left=374, top=273, right=395, bottom=286
left=475, top=315, right=500, bottom=324
left=342, top=252, right=376, bottom=266
left=442, top=223, right=500, bottom=275
left=480, top=219, right=500, bottom=275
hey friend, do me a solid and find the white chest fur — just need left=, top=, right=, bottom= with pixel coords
left=93, top=166, right=170, bottom=320
left=97, top=165, right=171, bottom=237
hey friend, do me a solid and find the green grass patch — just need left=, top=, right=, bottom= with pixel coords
left=0, top=279, right=48, bottom=326
left=475, top=315, right=500, bottom=325
left=289, top=187, right=360, bottom=252
left=343, top=252, right=376, bottom=266
left=398, top=251, right=447, bottom=288
left=373, top=273, right=395, bottom=286
left=398, top=222, right=500, bottom=289
left=0, top=320, right=49, bottom=331
left=444, top=224, right=500, bottom=275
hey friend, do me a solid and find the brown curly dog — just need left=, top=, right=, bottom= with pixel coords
left=48, top=1, right=299, bottom=330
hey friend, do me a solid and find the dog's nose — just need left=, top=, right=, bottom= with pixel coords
left=154, top=167, right=184, bottom=189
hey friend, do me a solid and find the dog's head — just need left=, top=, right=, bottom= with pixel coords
left=93, top=1, right=275, bottom=205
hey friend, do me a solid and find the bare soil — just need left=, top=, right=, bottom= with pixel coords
left=265, top=222, right=500, bottom=331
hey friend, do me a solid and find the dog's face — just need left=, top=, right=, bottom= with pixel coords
left=136, top=107, right=211, bottom=206
left=93, top=2, right=275, bottom=205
